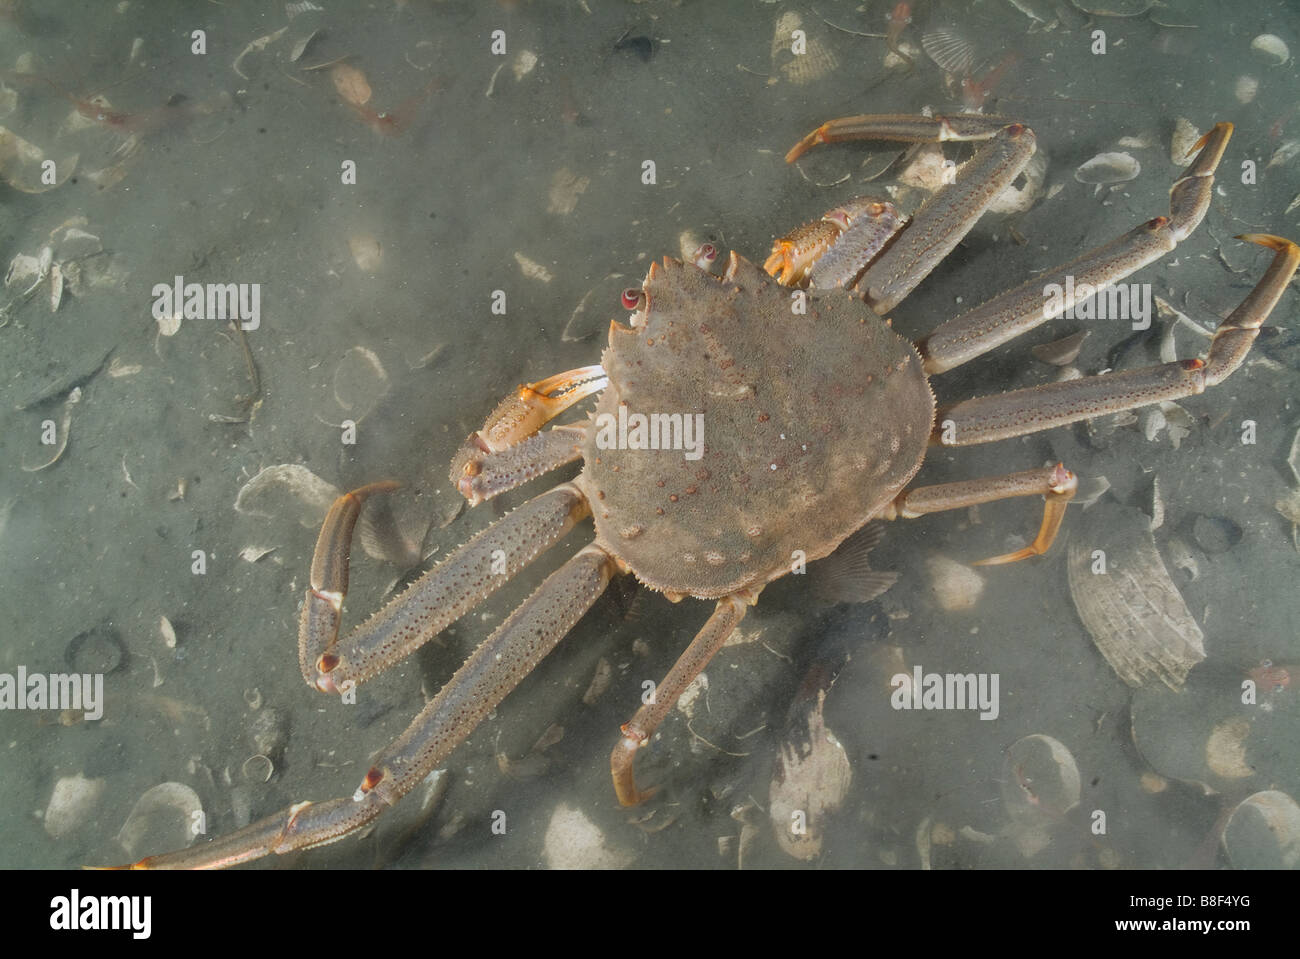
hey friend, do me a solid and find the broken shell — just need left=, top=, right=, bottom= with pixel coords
left=247, top=706, right=289, bottom=759
left=513, top=251, right=552, bottom=283
left=54, top=227, right=102, bottom=261
left=564, top=273, right=628, bottom=342
left=1031, top=330, right=1088, bottom=366
left=241, top=754, right=274, bottom=783
left=47, top=263, right=62, bottom=311
left=238, top=545, right=277, bottom=563
left=5, top=253, right=42, bottom=289
left=243, top=687, right=263, bottom=710
left=769, top=689, right=853, bottom=861
left=1234, top=75, right=1259, bottom=105
left=233, top=464, right=340, bottom=529
left=288, top=28, right=320, bottom=63
left=159, top=615, right=177, bottom=649
left=1191, top=514, right=1243, bottom=554
left=44, top=773, right=106, bottom=839
left=117, top=782, right=204, bottom=859
left=921, top=27, right=976, bottom=75
left=0, top=126, right=78, bottom=192
left=1067, top=503, right=1205, bottom=689
left=1074, top=152, right=1140, bottom=185
left=512, top=49, right=538, bottom=81
left=770, top=11, right=838, bottom=85
left=331, top=345, right=389, bottom=422
left=330, top=62, right=371, bottom=106
left=1170, top=117, right=1201, bottom=166
left=1166, top=536, right=1199, bottom=581
left=1001, top=734, right=1081, bottom=822
left=348, top=232, right=382, bottom=272
left=1204, top=718, right=1254, bottom=780
left=1250, top=33, right=1290, bottom=65
left=546, top=167, right=589, bottom=216
left=1288, top=426, right=1300, bottom=486
left=925, top=555, right=984, bottom=612
left=1222, top=791, right=1300, bottom=869
left=1267, top=139, right=1300, bottom=171
left=988, top=147, right=1047, bottom=215
left=543, top=803, right=635, bottom=869
left=65, top=622, right=126, bottom=675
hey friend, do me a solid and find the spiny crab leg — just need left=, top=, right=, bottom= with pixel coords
left=776, top=115, right=1037, bottom=314
left=934, top=234, right=1300, bottom=447
left=302, top=481, right=591, bottom=693
left=884, top=464, right=1079, bottom=565
left=125, top=540, right=615, bottom=868
left=611, top=590, right=756, bottom=806
left=784, top=113, right=1024, bottom=163
left=449, top=364, right=605, bottom=499
left=918, top=123, right=1233, bottom=374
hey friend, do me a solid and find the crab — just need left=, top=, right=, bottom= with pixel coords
left=125, top=114, right=1298, bottom=868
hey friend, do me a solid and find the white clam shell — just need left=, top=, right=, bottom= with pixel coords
left=1074, top=151, right=1141, bottom=184
left=1250, top=33, right=1290, bottom=65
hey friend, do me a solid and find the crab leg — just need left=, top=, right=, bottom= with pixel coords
left=302, top=481, right=591, bottom=693
left=933, top=235, right=1299, bottom=447
left=126, top=540, right=615, bottom=869
left=450, top=365, right=605, bottom=495
left=611, top=591, right=755, bottom=806
left=454, top=424, right=586, bottom=506
left=785, top=114, right=1022, bottom=163
left=856, top=123, right=1036, bottom=315
left=918, top=123, right=1233, bottom=374
left=884, top=464, right=1078, bottom=565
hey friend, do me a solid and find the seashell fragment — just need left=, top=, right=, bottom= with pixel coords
left=546, top=167, right=589, bottom=216
left=159, top=615, right=177, bottom=649
left=989, top=147, right=1047, bottom=214
left=1067, top=503, right=1205, bottom=689
left=331, top=345, right=389, bottom=422
left=233, top=464, right=340, bottom=529
left=1074, top=151, right=1140, bottom=185
left=1031, top=330, right=1088, bottom=366
left=925, top=555, right=984, bottom=611
left=1205, top=718, right=1254, bottom=780
left=1223, top=791, right=1300, bottom=869
left=247, top=706, right=289, bottom=759
left=117, top=782, right=204, bottom=859
left=513, top=251, right=553, bottom=283
left=512, top=49, right=538, bottom=81
left=241, top=754, right=274, bottom=783
left=769, top=688, right=853, bottom=860
left=1234, top=75, right=1259, bottom=104
left=1267, top=139, right=1300, bottom=171
left=770, top=11, right=838, bottom=85
left=330, top=62, right=371, bottom=106
left=543, top=803, right=635, bottom=869
left=1001, top=734, right=1081, bottom=822
left=921, top=27, right=976, bottom=75
left=1250, top=34, right=1290, bottom=65
left=0, top=126, right=78, bottom=192
left=44, top=774, right=106, bottom=839
left=348, top=232, right=382, bottom=272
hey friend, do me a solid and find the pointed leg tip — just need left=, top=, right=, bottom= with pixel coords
left=1235, top=233, right=1299, bottom=254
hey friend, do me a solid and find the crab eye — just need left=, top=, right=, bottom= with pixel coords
left=692, top=243, right=717, bottom=269
left=621, top=288, right=644, bottom=310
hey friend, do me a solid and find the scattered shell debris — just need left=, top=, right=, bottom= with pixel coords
left=769, top=689, right=852, bottom=861
left=348, top=232, right=382, bottom=272
left=1250, top=33, right=1290, bottom=65
left=542, top=803, right=635, bottom=869
left=0, top=126, right=78, bottom=193
left=512, top=49, right=538, bottom=81
left=925, top=555, right=984, bottom=612
left=1223, top=791, right=1300, bottom=869
left=1074, top=151, right=1140, bottom=186
left=1031, top=330, right=1088, bottom=366
left=117, top=782, right=204, bottom=859
left=1067, top=504, right=1205, bottom=690
left=546, top=167, right=589, bottom=216
left=1204, top=718, right=1254, bottom=780
left=770, top=11, right=837, bottom=85
left=329, top=345, right=389, bottom=423
left=1002, top=734, right=1081, bottom=822
left=234, top=464, right=340, bottom=529
left=513, top=251, right=553, bottom=283
left=44, top=774, right=106, bottom=839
